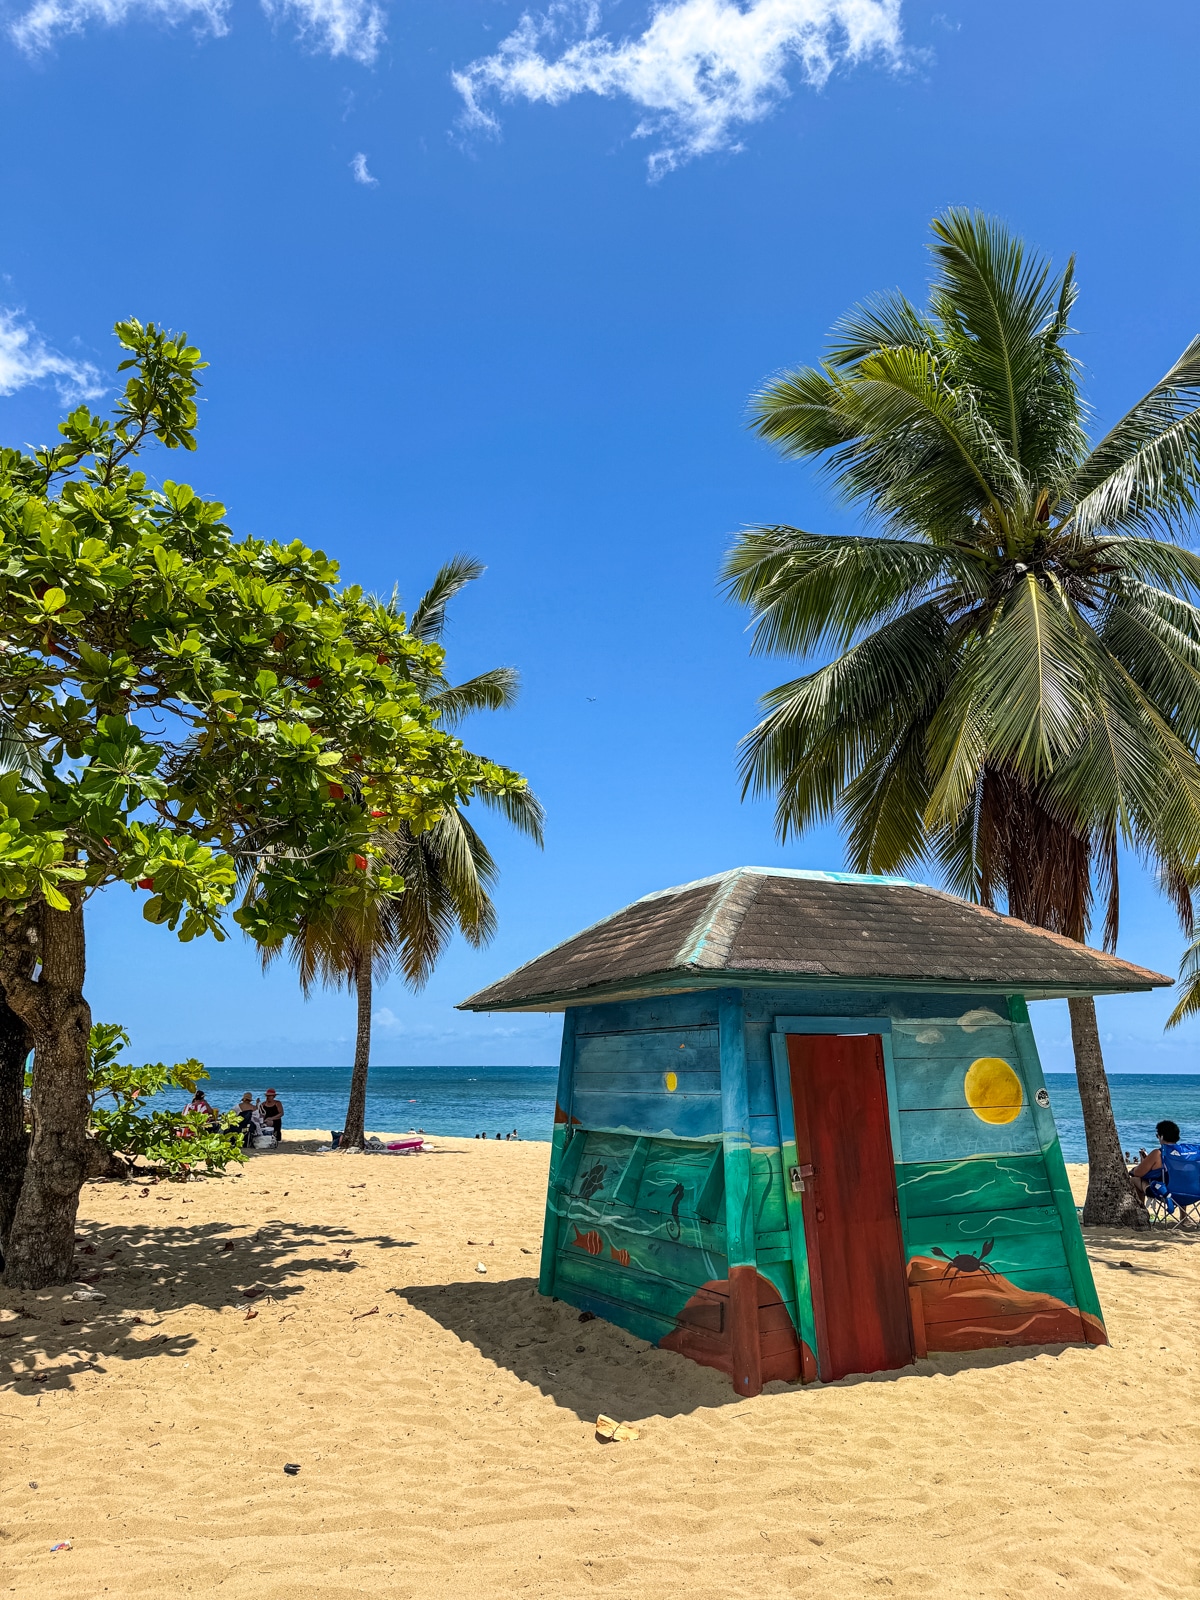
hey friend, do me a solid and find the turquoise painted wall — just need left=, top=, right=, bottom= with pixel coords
left=540, top=985, right=1103, bottom=1373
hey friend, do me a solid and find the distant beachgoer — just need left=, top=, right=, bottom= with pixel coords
left=237, top=1093, right=255, bottom=1148
left=1130, top=1120, right=1182, bottom=1193
left=188, top=1090, right=218, bottom=1129
left=261, top=1088, right=284, bottom=1146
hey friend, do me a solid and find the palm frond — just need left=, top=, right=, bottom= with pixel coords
left=409, top=554, right=486, bottom=642
left=826, top=290, right=939, bottom=368
left=1066, top=335, right=1200, bottom=537
left=721, top=525, right=968, bottom=657
left=749, top=364, right=858, bottom=460
left=1166, top=929, right=1200, bottom=1029
left=832, top=347, right=1027, bottom=537
left=1098, top=536, right=1200, bottom=596
left=428, top=667, right=520, bottom=727
left=928, top=207, right=1061, bottom=460
left=928, top=575, right=1099, bottom=797
left=474, top=780, right=546, bottom=845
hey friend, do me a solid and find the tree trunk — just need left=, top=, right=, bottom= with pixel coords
left=0, top=909, right=39, bottom=1262
left=2, top=890, right=94, bottom=1288
left=0, top=989, right=33, bottom=1263
left=1068, top=995, right=1148, bottom=1230
left=340, top=950, right=372, bottom=1151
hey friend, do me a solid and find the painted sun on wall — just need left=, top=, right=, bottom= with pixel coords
left=964, top=1056, right=1024, bottom=1123
left=902, top=1036, right=1106, bottom=1355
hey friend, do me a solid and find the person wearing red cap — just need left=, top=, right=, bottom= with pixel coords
left=261, top=1088, right=284, bottom=1147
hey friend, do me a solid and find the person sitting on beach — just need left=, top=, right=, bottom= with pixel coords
left=261, top=1088, right=284, bottom=1146
left=187, top=1089, right=218, bottom=1128
left=236, top=1093, right=256, bottom=1148
left=1130, top=1120, right=1182, bottom=1193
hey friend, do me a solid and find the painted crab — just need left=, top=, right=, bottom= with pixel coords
left=930, top=1238, right=997, bottom=1281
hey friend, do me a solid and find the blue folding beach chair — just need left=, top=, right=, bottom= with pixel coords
left=1144, top=1142, right=1200, bottom=1228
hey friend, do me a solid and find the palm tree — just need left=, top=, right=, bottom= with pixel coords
left=723, top=210, right=1200, bottom=1228
left=253, top=557, right=543, bottom=1150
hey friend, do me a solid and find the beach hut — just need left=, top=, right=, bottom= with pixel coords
left=460, top=868, right=1170, bottom=1396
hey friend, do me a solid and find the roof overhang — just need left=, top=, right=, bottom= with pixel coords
left=458, top=965, right=1171, bottom=1014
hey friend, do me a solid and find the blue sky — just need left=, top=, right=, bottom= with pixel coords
left=2, top=0, right=1199, bottom=1074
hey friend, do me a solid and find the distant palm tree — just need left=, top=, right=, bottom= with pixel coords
left=253, top=558, right=543, bottom=1150
left=724, top=210, right=1200, bottom=1227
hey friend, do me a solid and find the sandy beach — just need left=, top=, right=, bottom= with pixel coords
left=1, top=1135, right=1197, bottom=1599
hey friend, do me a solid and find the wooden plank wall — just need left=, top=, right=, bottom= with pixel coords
left=542, top=985, right=1104, bottom=1382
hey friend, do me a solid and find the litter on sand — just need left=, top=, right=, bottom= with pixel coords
left=50, top=1541, right=72, bottom=1552
left=595, top=1415, right=640, bottom=1443
left=68, top=1287, right=105, bottom=1302
left=283, top=1463, right=301, bottom=1476
left=352, top=1306, right=379, bottom=1320
left=475, top=1262, right=487, bottom=1273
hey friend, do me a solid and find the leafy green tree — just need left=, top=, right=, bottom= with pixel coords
left=250, top=556, right=543, bottom=1150
left=0, top=322, right=524, bottom=1286
left=724, top=211, right=1200, bottom=1228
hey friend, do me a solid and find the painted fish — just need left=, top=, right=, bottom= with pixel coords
left=609, top=1247, right=630, bottom=1267
left=572, top=1227, right=603, bottom=1255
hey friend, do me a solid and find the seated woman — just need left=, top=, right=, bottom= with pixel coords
left=236, top=1093, right=256, bottom=1148
left=1130, top=1120, right=1182, bottom=1193
left=187, top=1089, right=219, bottom=1130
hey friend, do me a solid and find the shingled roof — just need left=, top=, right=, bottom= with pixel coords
left=459, top=867, right=1171, bottom=1011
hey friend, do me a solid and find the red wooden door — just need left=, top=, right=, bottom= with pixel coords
left=787, top=1033, right=913, bottom=1381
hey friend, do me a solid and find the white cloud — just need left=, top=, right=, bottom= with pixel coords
left=8, top=0, right=384, bottom=62
left=454, top=0, right=904, bottom=176
left=0, top=309, right=105, bottom=403
left=350, top=150, right=378, bottom=185
left=262, top=0, right=384, bottom=63
left=372, top=1007, right=401, bottom=1030
left=10, top=0, right=229, bottom=52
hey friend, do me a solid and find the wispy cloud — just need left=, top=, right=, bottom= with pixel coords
left=262, top=0, right=385, bottom=63
left=350, top=150, right=378, bottom=184
left=455, top=0, right=904, bottom=177
left=8, top=0, right=384, bottom=61
left=10, top=0, right=229, bottom=52
left=0, top=309, right=104, bottom=403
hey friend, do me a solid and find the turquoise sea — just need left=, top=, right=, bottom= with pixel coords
left=146, top=1065, right=1200, bottom=1162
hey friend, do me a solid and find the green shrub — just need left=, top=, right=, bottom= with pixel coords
left=84, top=1023, right=246, bottom=1181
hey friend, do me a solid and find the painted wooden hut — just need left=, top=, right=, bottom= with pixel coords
left=460, top=868, right=1170, bottom=1396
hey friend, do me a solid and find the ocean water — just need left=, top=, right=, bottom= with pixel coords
left=145, top=1064, right=1200, bottom=1162
left=146, top=1063, right=561, bottom=1143
left=1043, top=1073, right=1200, bottom=1163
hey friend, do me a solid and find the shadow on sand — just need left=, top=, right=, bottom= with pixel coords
left=401, top=1271, right=1105, bottom=1423
left=0, top=1194, right=414, bottom=1396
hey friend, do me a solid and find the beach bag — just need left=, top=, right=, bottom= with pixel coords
left=253, top=1133, right=275, bottom=1150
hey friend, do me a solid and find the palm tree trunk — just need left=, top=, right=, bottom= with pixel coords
left=340, top=948, right=372, bottom=1151
left=1068, top=996, right=1148, bottom=1229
